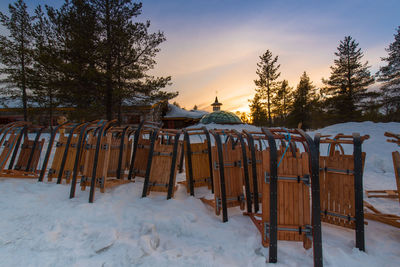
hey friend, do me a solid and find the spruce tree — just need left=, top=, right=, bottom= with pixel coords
left=46, top=0, right=103, bottom=120
left=377, top=26, right=400, bottom=120
left=29, top=5, right=61, bottom=127
left=91, top=0, right=176, bottom=121
left=249, top=92, right=268, bottom=126
left=272, top=79, right=293, bottom=123
left=322, top=36, right=375, bottom=122
left=0, top=0, right=35, bottom=120
left=254, top=50, right=280, bottom=126
left=288, top=72, right=317, bottom=130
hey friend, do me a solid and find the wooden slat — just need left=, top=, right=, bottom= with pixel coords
left=393, top=151, right=400, bottom=203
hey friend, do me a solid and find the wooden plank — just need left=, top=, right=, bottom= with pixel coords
left=393, top=151, right=400, bottom=203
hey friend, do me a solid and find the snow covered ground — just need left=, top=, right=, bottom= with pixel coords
left=0, top=122, right=399, bottom=266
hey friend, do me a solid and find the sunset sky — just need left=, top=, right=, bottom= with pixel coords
left=1, top=0, right=400, bottom=112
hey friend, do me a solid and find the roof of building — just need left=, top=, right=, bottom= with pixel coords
left=163, top=104, right=208, bottom=119
left=211, top=96, right=222, bottom=107
left=199, top=110, right=242, bottom=124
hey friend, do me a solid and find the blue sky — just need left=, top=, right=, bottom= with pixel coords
left=1, top=0, right=399, bottom=112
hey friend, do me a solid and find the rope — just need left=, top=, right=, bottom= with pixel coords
left=277, top=128, right=291, bottom=168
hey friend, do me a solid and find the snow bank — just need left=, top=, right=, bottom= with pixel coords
left=0, top=121, right=399, bottom=266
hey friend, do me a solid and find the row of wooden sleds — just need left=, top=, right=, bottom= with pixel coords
left=1, top=121, right=399, bottom=266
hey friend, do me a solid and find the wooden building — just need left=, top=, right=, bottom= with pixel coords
left=162, top=104, right=208, bottom=129
left=0, top=95, right=168, bottom=126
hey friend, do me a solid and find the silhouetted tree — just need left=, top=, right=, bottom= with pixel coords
left=288, top=72, right=317, bottom=130
left=254, top=50, right=280, bottom=126
left=377, top=26, right=400, bottom=121
left=0, top=0, right=35, bottom=120
left=272, top=79, right=293, bottom=123
left=322, top=36, right=375, bottom=122
left=249, top=92, right=268, bottom=126
left=29, top=5, right=62, bottom=126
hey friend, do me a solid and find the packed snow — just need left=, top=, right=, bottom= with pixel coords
left=0, top=121, right=399, bottom=266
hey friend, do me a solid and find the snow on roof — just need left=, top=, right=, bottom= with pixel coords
left=122, top=94, right=162, bottom=107
left=164, top=104, right=208, bottom=119
left=189, top=122, right=260, bottom=132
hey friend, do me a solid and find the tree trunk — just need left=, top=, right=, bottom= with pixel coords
left=105, top=0, right=113, bottom=121
left=267, top=83, right=272, bottom=126
left=21, top=40, right=27, bottom=121
left=49, top=90, right=53, bottom=129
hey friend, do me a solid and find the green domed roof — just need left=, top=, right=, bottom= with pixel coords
left=200, top=111, right=242, bottom=124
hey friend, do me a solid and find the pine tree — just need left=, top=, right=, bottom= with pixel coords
left=29, top=5, right=61, bottom=127
left=249, top=92, right=268, bottom=126
left=288, top=72, right=317, bottom=130
left=377, top=26, right=400, bottom=120
left=46, top=0, right=103, bottom=120
left=272, top=80, right=293, bottom=122
left=322, top=36, right=375, bottom=122
left=91, top=0, right=176, bottom=121
left=254, top=50, right=281, bottom=126
left=0, top=0, right=35, bottom=120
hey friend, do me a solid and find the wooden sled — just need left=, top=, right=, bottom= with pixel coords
left=242, top=130, right=269, bottom=213
left=142, top=129, right=182, bottom=199
left=68, top=121, right=105, bottom=199
left=80, top=120, right=131, bottom=202
left=245, top=129, right=316, bottom=248
left=0, top=122, right=29, bottom=172
left=106, top=126, right=132, bottom=179
left=1, top=126, right=45, bottom=178
left=317, top=133, right=369, bottom=251
left=180, top=127, right=213, bottom=195
left=245, top=128, right=323, bottom=266
left=201, top=130, right=250, bottom=222
left=127, top=121, right=162, bottom=179
left=38, top=121, right=71, bottom=182
left=366, top=132, right=400, bottom=203
left=46, top=123, right=86, bottom=183
left=364, top=201, right=400, bottom=228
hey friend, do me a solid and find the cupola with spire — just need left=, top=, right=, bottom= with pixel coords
left=211, top=97, right=222, bottom=111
